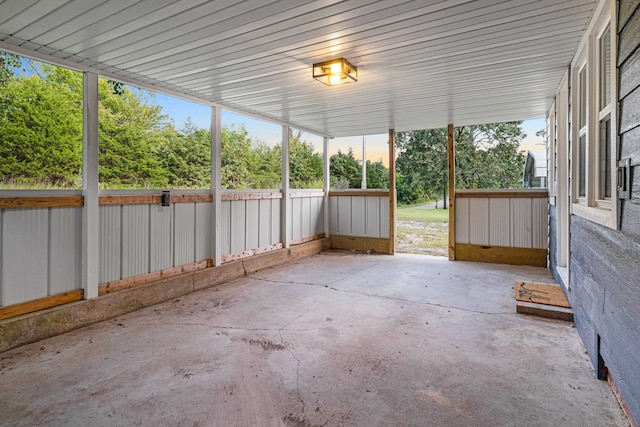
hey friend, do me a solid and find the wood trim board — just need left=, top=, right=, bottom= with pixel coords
left=456, top=243, right=547, bottom=267
left=330, top=235, right=393, bottom=254
left=0, top=290, right=84, bottom=320
left=328, top=190, right=390, bottom=197
left=0, top=196, right=84, bottom=209
left=456, top=189, right=549, bottom=198
left=290, top=233, right=326, bottom=245
left=221, top=192, right=282, bottom=201
left=99, top=194, right=212, bottom=205
left=221, top=243, right=284, bottom=263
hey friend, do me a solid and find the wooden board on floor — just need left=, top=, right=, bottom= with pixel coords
left=515, top=281, right=570, bottom=308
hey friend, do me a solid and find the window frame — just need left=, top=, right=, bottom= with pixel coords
left=570, top=0, right=617, bottom=229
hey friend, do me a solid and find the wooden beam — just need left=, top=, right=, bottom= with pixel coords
left=221, top=192, right=282, bottom=201
left=221, top=243, right=284, bottom=263
left=448, top=124, right=456, bottom=261
left=456, top=243, right=547, bottom=267
left=388, top=129, right=396, bottom=255
left=328, top=190, right=390, bottom=197
left=99, top=260, right=212, bottom=295
left=290, top=233, right=326, bottom=246
left=515, top=281, right=571, bottom=308
left=289, top=191, right=325, bottom=198
left=331, top=235, right=392, bottom=254
left=169, top=194, right=213, bottom=203
left=0, top=196, right=84, bottom=209
left=99, top=195, right=160, bottom=205
left=0, top=290, right=84, bottom=321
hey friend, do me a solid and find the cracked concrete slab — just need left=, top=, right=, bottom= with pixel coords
left=0, top=251, right=629, bottom=426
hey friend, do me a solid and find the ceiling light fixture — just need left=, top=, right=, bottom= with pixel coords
left=312, top=58, right=357, bottom=86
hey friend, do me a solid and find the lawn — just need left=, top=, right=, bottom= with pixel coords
left=396, top=206, right=449, bottom=256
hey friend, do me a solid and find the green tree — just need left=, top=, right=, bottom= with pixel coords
left=365, top=159, right=389, bottom=189
left=159, top=118, right=211, bottom=188
left=330, top=148, right=362, bottom=189
left=289, top=129, right=323, bottom=189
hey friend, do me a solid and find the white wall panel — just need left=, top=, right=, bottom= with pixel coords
left=337, top=196, right=352, bottom=235
left=311, top=197, right=323, bottom=235
left=351, top=196, right=366, bottom=237
left=271, top=200, right=281, bottom=245
left=291, top=197, right=302, bottom=241
left=258, top=199, right=272, bottom=248
left=195, top=202, right=211, bottom=261
left=511, top=198, right=533, bottom=248
left=121, top=204, right=150, bottom=278
left=150, top=204, right=173, bottom=272
left=301, top=197, right=311, bottom=239
left=2, top=209, right=48, bottom=306
left=531, top=198, right=548, bottom=249
left=230, top=200, right=246, bottom=253
left=455, top=198, right=470, bottom=244
left=329, top=196, right=338, bottom=235
left=469, top=198, right=489, bottom=246
left=488, top=198, right=510, bottom=247
left=174, top=203, right=195, bottom=266
left=48, top=207, right=81, bottom=294
left=365, top=196, right=381, bottom=237
left=379, top=197, right=390, bottom=238
left=245, top=200, right=259, bottom=251
left=221, top=200, right=231, bottom=255
left=99, top=205, right=121, bottom=283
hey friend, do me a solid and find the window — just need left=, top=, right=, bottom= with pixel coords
left=570, top=0, right=617, bottom=228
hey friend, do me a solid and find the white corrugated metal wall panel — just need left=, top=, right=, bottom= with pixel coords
left=469, top=198, right=490, bottom=246
left=365, top=196, right=381, bottom=238
left=121, top=204, right=150, bottom=278
left=329, top=196, right=338, bottom=235
left=99, top=205, right=121, bottom=283
left=150, top=204, right=173, bottom=272
left=379, top=197, right=390, bottom=238
left=291, top=197, right=302, bottom=241
left=245, top=199, right=260, bottom=251
left=221, top=200, right=231, bottom=256
left=351, top=196, right=366, bottom=237
left=312, top=197, right=323, bottom=235
left=455, top=198, right=470, bottom=244
left=174, top=203, right=196, bottom=266
left=48, top=207, right=81, bottom=294
left=531, top=197, right=548, bottom=249
left=230, top=200, right=246, bottom=253
left=258, top=199, right=272, bottom=248
left=301, top=197, right=311, bottom=239
left=271, top=200, right=281, bottom=245
left=2, top=209, right=48, bottom=306
left=488, top=198, right=511, bottom=247
left=194, top=202, right=211, bottom=261
left=337, top=196, right=352, bottom=235
left=510, top=198, right=533, bottom=248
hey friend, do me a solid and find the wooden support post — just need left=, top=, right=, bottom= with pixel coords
left=388, top=129, right=396, bottom=255
left=281, top=125, right=291, bottom=249
left=323, top=136, right=330, bottom=238
left=211, top=106, right=222, bottom=266
left=82, top=72, right=99, bottom=299
left=448, top=123, right=456, bottom=261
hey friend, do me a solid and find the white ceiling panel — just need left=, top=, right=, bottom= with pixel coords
left=0, top=0, right=596, bottom=137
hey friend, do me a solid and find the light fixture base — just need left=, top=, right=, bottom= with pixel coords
left=312, top=58, right=358, bottom=86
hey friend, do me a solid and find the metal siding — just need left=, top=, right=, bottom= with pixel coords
left=511, top=198, right=533, bottom=248
left=364, top=196, right=381, bottom=237
left=350, top=196, right=366, bottom=237
left=245, top=199, right=259, bottom=250
left=291, top=197, right=302, bottom=241
left=271, top=199, right=281, bottom=245
left=379, top=196, right=390, bottom=238
left=149, top=204, right=173, bottom=272
left=221, top=200, right=231, bottom=256
left=230, top=200, right=246, bottom=253
left=329, top=196, right=338, bottom=235
left=195, top=202, right=211, bottom=261
left=455, top=198, right=470, bottom=244
left=311, top=196, right=323, bottom=235
left=121, top=204, right=150, bottom=278
left=48, top=207, right=81, bottom=294
left=301, top=197, right=311, bottom=239
left=488, top=198, right=511, bottom=247
left=469, top=198, right=490, bottom=246
left=174, top=203, right=196, bottom=266
left=2, top=209, right=48, bottom=306
left=258, top=199, right=272, bottom=248
left=99, top=205, right=122, bottom=283
left=337, top=196, right=352, bottom=235
left=531, top=197, right=548, bottom=249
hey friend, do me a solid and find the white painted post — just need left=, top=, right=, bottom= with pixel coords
left=211, top=106, right=222, bottom=266
left=361, top=135, right=367, bottom=189
left=282, top=125, right=291, bottom=248
left=323, top=136, right=330, bottom=237
left=82, top=72, right=99, bottom=299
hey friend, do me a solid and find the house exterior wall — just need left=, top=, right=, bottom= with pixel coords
left=550, top=0, right=640, bottom=421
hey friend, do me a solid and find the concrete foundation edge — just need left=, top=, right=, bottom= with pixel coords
left=0, top=238, right=330, bottom=354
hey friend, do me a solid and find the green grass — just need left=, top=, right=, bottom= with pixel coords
left=396, top=206, right=449, bottom=223
left=396, top=206, right=449, bottom=256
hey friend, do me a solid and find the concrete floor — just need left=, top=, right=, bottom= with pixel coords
left=0, top=251, right=628, bottom=427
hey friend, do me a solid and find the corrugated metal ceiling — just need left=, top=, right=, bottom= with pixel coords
left=0, top=0, right=596, bottom=137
